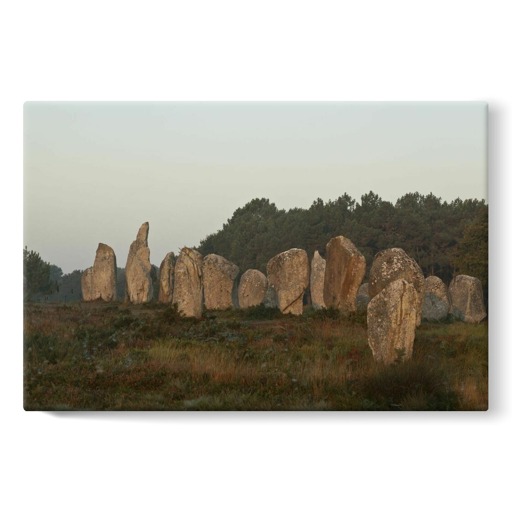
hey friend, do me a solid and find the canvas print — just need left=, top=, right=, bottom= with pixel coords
left=23, top=102, right=488, bottom=411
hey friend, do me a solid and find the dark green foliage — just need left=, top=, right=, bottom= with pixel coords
left=197, top=192, right=487, bottom=284
left=52, top=269, right=83, bottom=302
left=354, top=360, right=460, bottom=410
left=238, top=304, right=283, bottom=320
left=23, top=247, right=60, bottom=300
left=451, top=207, right=488, bottom=301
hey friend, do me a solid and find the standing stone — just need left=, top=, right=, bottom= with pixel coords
left=92, top=243, right=117, bottom=301
left=422, top=276, right=450, bottom=321
left=263, top=285, right=278, bottom=309
left=310, top=250, right=326, bottom=309
left=356, top=283, right=370, bottom=312
left=81, top=267, right=94, bottom=301
left=125, top=222, right=153, bottom=304
left=368, top=248, right=425, bottom=326
left=172, top=247, right=204, bottom=318
left=158, top=252, right=175, bottom=303
left=449, top=275, right=486, bottom=323
left=238, top=269, right=268, bottom=309
left=267, top=248, right=309, bottom=315
left=203, top=254, right=239, bottom=310
left=323, top=236, right=366, bottom=313
left=367, top=279, right=417, bottom=365
left=81, top=243, right=117, bottom=302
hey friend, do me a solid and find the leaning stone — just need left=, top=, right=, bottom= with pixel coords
left=203, top=254, right=239, bottom=310
left=238, top=269, right=268, bottom=309
left=449, top=275, right=486, bottom=323
left=158, top=252, right=175, bottom=303
left=125, top=222, right=153, bottom=304
left=267, top=248, right=309, bottom=315
left=81, top=243, right=117, bottom=302
left=422, top=276, right=450, bottom=321
left=356, top=283, right=370, bottom=312
left=172, top=247, right=204, bottom=318
left=310, top=250, right=326, bottom=309
left=368, top=248, right=425, bottom=326
left=323, top=236, right=366, bottom=313
left=367, top=279, right=417, bottom=365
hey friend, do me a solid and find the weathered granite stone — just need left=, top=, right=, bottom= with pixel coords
left=310, top=250, right=326, bottom=309
left=125, top=222, right=153, bottom=304
left=368, top=248, right=425, bottom=326
left=422, top=276, right=450, bottom=321
left=263, top=285, right=278, bottom=309
left=356, top=282, right=370, bottom=312
left=238, top=269, right=268, bottom=309
left=367, top=279, right=417, bottom=365
left=81, top=243, right=117, bottom=302
left=81, top=267, right=94, bottom=301
left=172, top=247, right=204, bottom=318
left=323, top=236, right=366, bottom=313
left=266, top=248, right=309, bottom=315
left=449, top=274, right=486, bottom=323
left=203, top=254, right=239, bottom=310
left=158, top=252, right=175, bottom=303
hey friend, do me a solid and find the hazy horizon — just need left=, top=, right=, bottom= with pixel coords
left=24, top=102, right=487, bottom=274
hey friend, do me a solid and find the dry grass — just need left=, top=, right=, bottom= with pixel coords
left=24, top=303, right=488, bottom=411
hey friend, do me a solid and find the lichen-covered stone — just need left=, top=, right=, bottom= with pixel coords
left=158, top=252, right=175, bottom=303
left=125, top=222, right=153, bottom=304
left=422, top=276, right=450, bottom=321
left=203, top=254, right=239, bottom=310
left=369, top=248, right=425, bottom=326
left=449, top=275, right=486, bottom=323
left=267, top=248, right=309, bottom=315
left=367, top=279, right=417, bottom=365
left=238, top=269, right=268, bottom=309
left=81, top=243, right=117, bottom=302
left=172, top=247, right=203, bottom=318
left=310, top=250, right=326, bottom=309
left=323, top=236, right=366, bottom=313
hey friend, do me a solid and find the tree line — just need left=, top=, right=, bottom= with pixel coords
left=24, top=191, right=488, bottom=303
left=198, top=192, right=488, bottom=297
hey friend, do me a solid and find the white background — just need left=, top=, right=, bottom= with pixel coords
left=1, top=1, right=510, bottom=511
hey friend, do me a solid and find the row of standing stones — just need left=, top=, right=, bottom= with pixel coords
left=81, top=222, right=486, bottom=365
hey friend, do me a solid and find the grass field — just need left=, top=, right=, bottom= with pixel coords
left=23, top=302, right=488, bottom=411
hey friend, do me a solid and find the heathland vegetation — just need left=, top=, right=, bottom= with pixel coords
left=24, top=303, right=487, bottom=411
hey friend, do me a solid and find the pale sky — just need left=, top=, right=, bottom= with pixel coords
left=24, top=102, right=487, bottom=274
